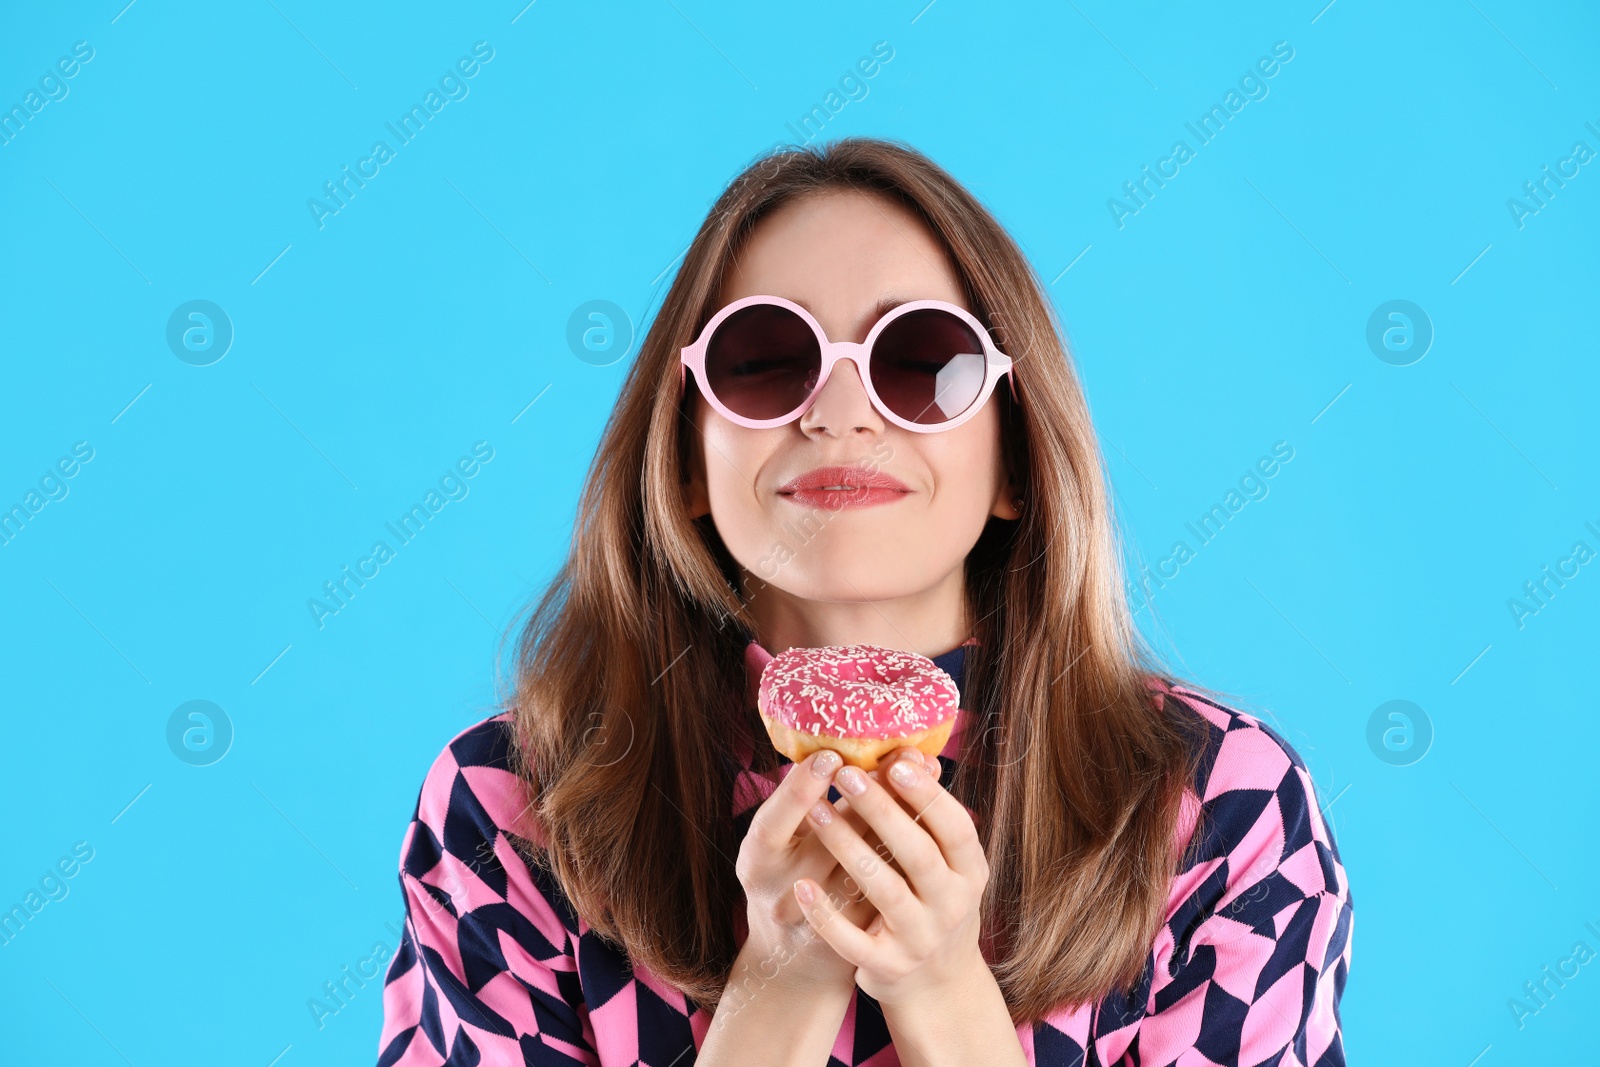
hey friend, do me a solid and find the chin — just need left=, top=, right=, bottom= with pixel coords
left=779, top=558, right=919, bottom=603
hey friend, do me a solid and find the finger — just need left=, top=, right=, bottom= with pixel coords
left=777, top=859, right=878, bottom=933
left=821, top=861, right=877, bottom=927
left=746, top=749, right=844, bottom=854
left=805, top=786, right=918, bottom=920
left=828, top=761, right=952, bottom=900
left=836, top=795, right=903, bottom=867
left=792, top=877, right=873, bottom=956
left=793, top=877, right=876, bottom=965
left=819, top=796, right=908, bottom=927
left=883, top=753, right=987, bottom=881
left=837, top=880, right=879, bottom=935
left=792, top=792, right=865, bottom=861
left=835, top=797, right=909, bottom=884
left=871, top=747, right=932, bottom=817
left=790, top=794, right=908, bottom=903
left=776, top=797, right=877, bottom=923
left=857, top=757, right=925, bottom=859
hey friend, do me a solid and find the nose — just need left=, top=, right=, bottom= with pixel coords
left=797, top=345, right=883, bottom=437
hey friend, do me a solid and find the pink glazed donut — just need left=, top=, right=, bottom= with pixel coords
left=757, top=644, right=961, bottom=771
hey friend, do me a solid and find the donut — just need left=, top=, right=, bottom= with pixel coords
left=757, top=643, right=961, bottom=771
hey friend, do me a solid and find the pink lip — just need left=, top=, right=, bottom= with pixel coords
left=777, top=465, right=911, bottom=510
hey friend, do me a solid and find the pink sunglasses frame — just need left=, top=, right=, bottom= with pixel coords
left=678, top=294, right=1019, bottom=433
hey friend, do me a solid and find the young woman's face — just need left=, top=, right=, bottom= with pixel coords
left=686, top=189, right=1019, bottom=650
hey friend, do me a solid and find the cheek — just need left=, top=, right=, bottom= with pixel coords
left=927, top=415, right=1003, bottom=511
left=698, top=422, right=776, bottom=553
left=927, top=460, right=1000, bottom=547
left=699, top=421, right=762, bottom=501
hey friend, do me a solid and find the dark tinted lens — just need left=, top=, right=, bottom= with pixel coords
left=704, top=303, right=821, bottom=421
left=870, top=309, right=988, bottom=425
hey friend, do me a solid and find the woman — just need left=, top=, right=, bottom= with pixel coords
left=375, top=138, right=1353, bottom=1066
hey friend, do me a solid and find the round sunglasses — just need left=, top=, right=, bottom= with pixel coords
left=678, top=295, right=1019, bottom=433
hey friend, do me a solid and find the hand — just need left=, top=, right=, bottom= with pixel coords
left=792, top=747, right=991, bottom=1009
left=733, top=748, right=886, bottom=995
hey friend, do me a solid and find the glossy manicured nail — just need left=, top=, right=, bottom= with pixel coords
left=889, top=759, right=921, bottom=788
left=808, top=800, right=834, bottom=826
left=836, top=766, right=868, bottom=795
left=794, top=879, right=816, bottom=906
left=810, top=750, right=841, bottom=779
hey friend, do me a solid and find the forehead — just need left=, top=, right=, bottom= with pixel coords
left=718, top=188, right=966, bottom=312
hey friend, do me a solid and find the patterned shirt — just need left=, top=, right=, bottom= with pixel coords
left=376, top=640, right=1353, bottom=1066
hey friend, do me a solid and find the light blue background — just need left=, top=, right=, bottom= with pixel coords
left=1, top=1, right=1595, bottom=1063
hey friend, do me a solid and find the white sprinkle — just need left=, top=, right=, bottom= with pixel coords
left=758, top=642, right=959, bottom=740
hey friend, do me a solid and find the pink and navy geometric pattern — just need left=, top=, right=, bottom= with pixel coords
left=377, top=642, right=1353, bottom=1066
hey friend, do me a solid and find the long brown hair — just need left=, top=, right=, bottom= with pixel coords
left=502, top=137, right=1212, bottom=1023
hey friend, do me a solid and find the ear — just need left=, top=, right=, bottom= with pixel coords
left=990, top=467, right=1022, bottom=521
left=685, top=470, right=710, bottom=519
left=680, top=377, right=713, bottom=519
left=683, top=436, right=711, bottom=519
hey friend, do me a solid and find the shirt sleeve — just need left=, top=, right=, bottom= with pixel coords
left=376, top=722, right=601, bottom=1067
left=1098, top=711, right=1355, bottom=1066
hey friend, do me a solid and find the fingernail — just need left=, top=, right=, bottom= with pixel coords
left=808, top=800, right=834, bottom=825
left=889, top=759, right=921, bottom=788
left=811, top=750, right=841, bottom=779
left=836, top=766, right=867, bottom=795
left=897, top=747, right=924, bottom=765
left=794, top=879, right=815, bottom=906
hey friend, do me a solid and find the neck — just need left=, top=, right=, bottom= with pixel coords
left=739, top=563, right=969, bottom=659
